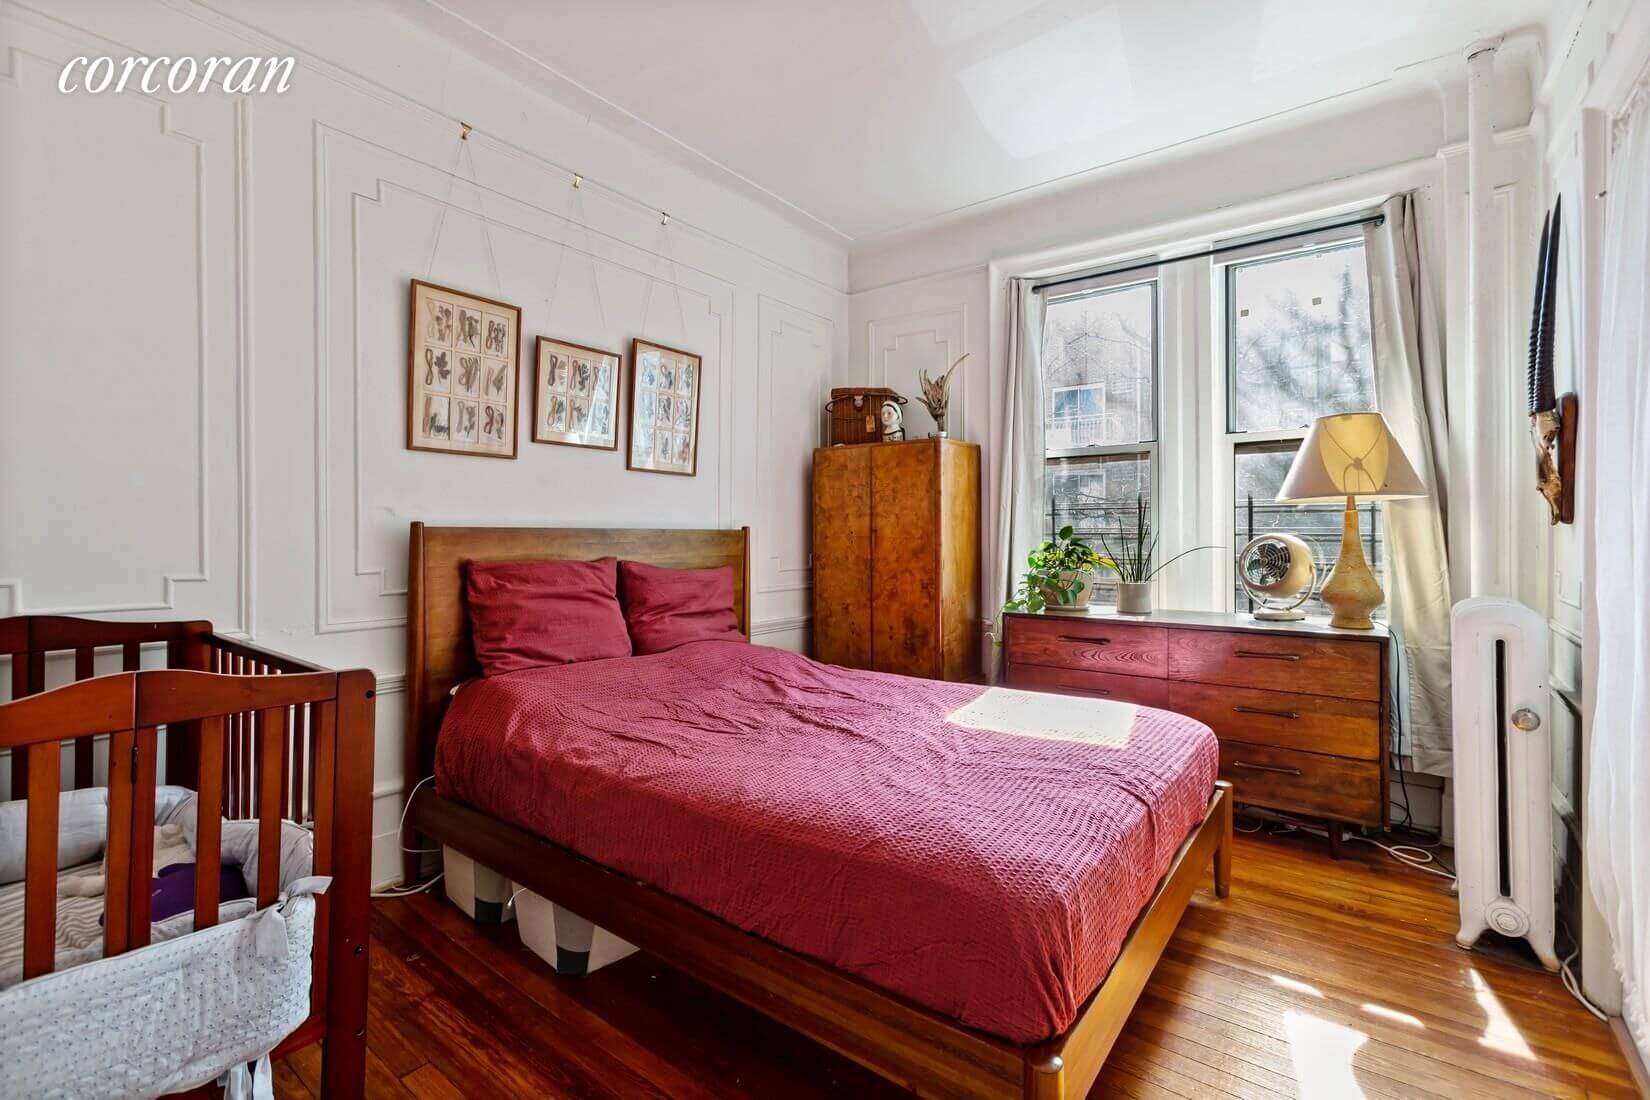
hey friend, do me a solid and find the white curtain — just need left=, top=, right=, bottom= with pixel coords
left=1364, top=194, right=1455, bottom=775
left=988, top=278, right=1046, bottom=680
left=1589, top=84, right=1650, bottom=1059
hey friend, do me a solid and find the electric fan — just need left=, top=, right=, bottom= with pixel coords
left=1237, top=533, right=1316, bottom=621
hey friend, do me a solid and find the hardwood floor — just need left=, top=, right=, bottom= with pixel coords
left=274, top=829, right=1637, bottom=1099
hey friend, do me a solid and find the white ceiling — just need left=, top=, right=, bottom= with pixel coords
left=406, top=0, right=1552, bottom=242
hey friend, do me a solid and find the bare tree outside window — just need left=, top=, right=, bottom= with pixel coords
left=1227, top=242, right=1382, bottom=615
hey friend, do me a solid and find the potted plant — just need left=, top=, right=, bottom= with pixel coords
left=1003, top=526, right=1105, bottom=613
left=1093, top=496, right=1220, bottom=615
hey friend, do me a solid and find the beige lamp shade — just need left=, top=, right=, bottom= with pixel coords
left=1277, top=412, right=1427, bottom=503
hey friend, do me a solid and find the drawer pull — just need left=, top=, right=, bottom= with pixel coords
left=1233, top=704, right=1299, bottom=720
left=1234, top=650, right=1301, bottom=661
left=1230, top=760, right=1303, bottom=777
left=1058, top=635, right=1109, bottom=645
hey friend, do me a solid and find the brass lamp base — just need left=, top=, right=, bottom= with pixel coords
left=1320, top=495, right=1382, bottom=630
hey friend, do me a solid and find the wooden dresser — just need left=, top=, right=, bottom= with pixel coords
left=1001, top=608, right=1388, bottom=853
left=812, top=437, right=980, bottom=681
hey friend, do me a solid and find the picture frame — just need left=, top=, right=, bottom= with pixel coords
left=408, top=279, right=521, bottom=459
left=626, top=339, right=702, bottom=476
left=533, top=337, right=622, bottom=450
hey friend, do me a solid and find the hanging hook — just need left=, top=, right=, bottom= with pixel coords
left=459, top=121, right=472, bottom=141
left=572, top=172, right=583, bottom=189
left=660, top=211, right=670, bottom=227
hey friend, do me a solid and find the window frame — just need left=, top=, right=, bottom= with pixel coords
left=1040, top=273, right=1162, bottom=605
left=1030, top=214, right=1384, bottom=617
left=1215, top=232, right=1381, bottom=611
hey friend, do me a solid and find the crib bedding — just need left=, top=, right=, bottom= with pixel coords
left=0, top=788, right=315, bottom=989
left=435, top=639, right=1219, bottom=1044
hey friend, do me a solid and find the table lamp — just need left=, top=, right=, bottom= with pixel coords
left=1276, top=411, right=1426, bottom=629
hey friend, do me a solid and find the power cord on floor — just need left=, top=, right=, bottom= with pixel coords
left=1345, top=834, right=1455, bottom=880
left=369, top=775, right=444, bottom=899
left=1561, top=949, right=1610, bottom=1022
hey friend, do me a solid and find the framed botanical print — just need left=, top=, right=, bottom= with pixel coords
left=627, top=339, right=702, bottom=476
left=408, top=279, right=520, bottom=458
left=533, top=337, right=621, bottom=450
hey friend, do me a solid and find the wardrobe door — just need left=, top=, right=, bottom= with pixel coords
left=812, top=446, right=872, bottom=668
left=869, top=442, right=940, bottom=678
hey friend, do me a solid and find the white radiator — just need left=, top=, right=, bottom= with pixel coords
left=1450, top=596, right=1559, bottom=970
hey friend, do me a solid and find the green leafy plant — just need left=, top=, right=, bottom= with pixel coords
left=1003, top=525, right=1108, bottom=613
left=1092, top=495, right=1219, bottom=583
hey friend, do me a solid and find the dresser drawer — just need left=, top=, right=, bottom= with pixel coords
left=1004, top=617, right=1168, bottom=678
left=1168, top=629, right=1380, bottom=702
left=1005, top=663, right=1170, bottom=707
left=1168, top=681, right=1381, bottom=759
left=1218, top=742, right=1382, bottom=825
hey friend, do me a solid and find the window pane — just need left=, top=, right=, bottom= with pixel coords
left=1228, top=242, right=1374, bottom=433
left=1043, top=282, right=1155, bottom=450
left=1047, top=453, right=1152, bottom=601
left=1233, top=441, right=1382, bottom=616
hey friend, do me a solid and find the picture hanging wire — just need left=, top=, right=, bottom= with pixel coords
left=543, top=171, right=608, bottom=330
left=639, top=216, right=689, bottom=341
left=422, top=120, right=502, bottom=295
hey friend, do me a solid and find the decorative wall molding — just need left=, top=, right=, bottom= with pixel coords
left=0, top=37, right=250, bottom=631
left=866, top=305, right=968, bottom=440
left=756, top=295, right=831, bottom=595
left=314, top=123, right=734, bottom=634
left=751, top=614, right=811, bottom=638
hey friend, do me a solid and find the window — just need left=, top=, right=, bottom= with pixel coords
left=1224, top=240, right=1382, bottom=615
left=1041, top=280, right=1156, bottom=598
left=1033, top=217, right=1385, bottom=615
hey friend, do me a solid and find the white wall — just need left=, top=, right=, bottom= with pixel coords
left=0, top=0, right=846, bottom=885
left=1532, top=0, right=1648, bottom=1017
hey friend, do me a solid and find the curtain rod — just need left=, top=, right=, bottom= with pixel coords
left=1031, top=212, right=1386, bottom=295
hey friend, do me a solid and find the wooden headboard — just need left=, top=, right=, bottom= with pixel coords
left=402, top=522, right=751, bottom=794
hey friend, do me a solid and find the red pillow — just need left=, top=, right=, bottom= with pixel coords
left=619, top=561, right=744, bottom=654
left=466, top=557, right=631, bottom=675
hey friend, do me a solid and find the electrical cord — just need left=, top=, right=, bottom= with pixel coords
left=369, top=775, right=443, bottom=898
left=1561, top=949, right=1610, bottom=1022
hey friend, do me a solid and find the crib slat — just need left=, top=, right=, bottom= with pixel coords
left=309, top=698, right=337, bottom=1016
left=279, top=704, right=293, bottom=824
left=121, top=642, right=141, bottom=671
left=104, top=729, right=136, bottom=957
left=237, top=657, right=251, bottom=819
left=194, top=715, right=224, bottom=931
left=127, top=727, right=158, bottom=950
left=256, top=706, right=285, bottom=908
left=23, top=741, right=60, bottom=980
left=289, top=704, right=307, bottom=822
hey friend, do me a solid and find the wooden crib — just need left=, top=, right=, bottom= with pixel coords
left=0, top=615, right=374, bottom=1098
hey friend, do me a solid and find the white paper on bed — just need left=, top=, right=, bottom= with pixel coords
left=946, top=687, right=1138, bottom=747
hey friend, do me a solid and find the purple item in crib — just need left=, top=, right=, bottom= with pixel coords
left=100, top=863, right=252, bottom=926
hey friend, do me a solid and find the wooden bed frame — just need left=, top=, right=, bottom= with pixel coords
left=0, top=616, right=374, bottom=1098
left=402, top=522, right=1232, bottom=1100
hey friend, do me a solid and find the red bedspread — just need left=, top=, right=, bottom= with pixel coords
left=435, top=640, right=1218, bottom=1043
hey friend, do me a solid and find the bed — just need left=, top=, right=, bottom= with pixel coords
left=403, top=523, right=1232, bottom=1100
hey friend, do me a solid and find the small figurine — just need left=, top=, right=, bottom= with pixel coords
left=879, top=399, right=905, bottom=441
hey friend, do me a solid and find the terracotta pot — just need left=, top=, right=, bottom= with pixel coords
left=1116, top=581, right=1153, bottom=615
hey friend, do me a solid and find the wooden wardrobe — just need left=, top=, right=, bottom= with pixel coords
left=812, top=437, right=980, bottom=681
